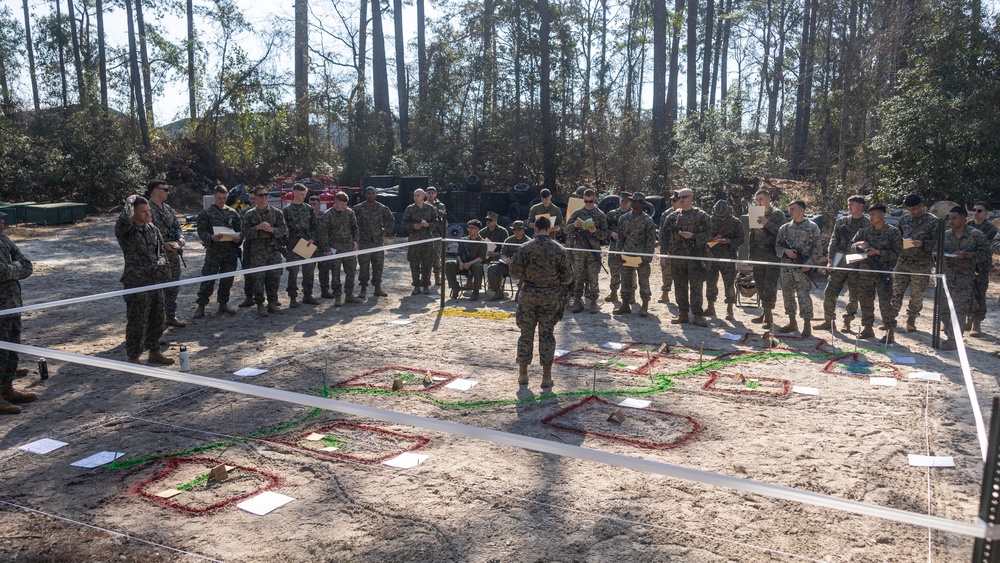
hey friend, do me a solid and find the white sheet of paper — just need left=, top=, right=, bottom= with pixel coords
left=748, top=206, right=765, bottom=229
left=845, top=253, right=867, bottom=264
left=237, top=491, right=295, bottom=515
left=908, top=454, right=955, bottom=467
left=719, top=333, right=742, bottom=341
left=908, top=371, right=942, bottom=382
left=19, top=438, right=69, bottom=455
left=305, top=433, right=325, bottom=441
left=602, top=342, right=626, bottom=350
left=321, top=446, right=338, bottom=452
left=621, top=255, right=642, bottom=267
left=619, top=398, right=651, bottom=409
left=444, top=378, right=478, bottom=391
left=833, top=252, right=844, bottom=267
left=233, top=367, right=268, bottom=377
left=212, top=226, right=241, bottom=242
left=792, top=386, right=820, bottom=396
left=484, top=241, right=499, bottom=254
left=891, top=356, right=916, bottom=364
left=554, top=349, right=570, bottom=358
left=71, top=451, right=124, bottom=468
left=547, top=215, right=558, bottom=228
left=870, top=377, right=898, bottom=387
left=623, top=365, right=640, bottom=371
left=903, top=238, right=917, bottom=249
left=943, top=253, right=959, bottom=258
left=388, top=319, right=413, bottom=325
left=383, top=452, right=429, bottom=469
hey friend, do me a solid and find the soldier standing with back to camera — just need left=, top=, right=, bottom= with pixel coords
left=659, top=188, right=711, bottom=326
left=748, top=189, right=787, bottom=329
left=817, top=195, right=869, bottom=333
left=604, top=193, right=631, bottom=302
left=705, top=200, right=744, bottom=320
left=851, top=203, right=903, bottom=344
left=147, top=180, right=187, bottom=328
left=0, top=211, right=37, bottom=415
left=353, top=186, right=394, bottom=299
left=509, top=216, right=574, bottom=390
left=194, top=185, right=242, bottom=318
left=282, top=183, right=320, bottom=308
left=317, top=191, right=360, bottom=307
left=617, top=193, right=658, bottom=317
left=892, top=194, right=941, bottom=333
left=967, top=201, right=997, bottom=336
left=242, top=186, right=288, bottom=317
left=564, top=188, right=608, bottom=314
left=402, top=189, right=440, bottom=295
left=775, top=199, right=823, bottom=337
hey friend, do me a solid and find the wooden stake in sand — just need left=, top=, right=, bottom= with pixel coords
left=230, top=402, right=236, bottom=443
left=323, top=354, right=329, bottom=391
left=699, top=342, right=704, bottom=367
left=592, top=363, right=598, bottom=394
left=392, top=378, right=404, bottom=391
left=647, top=350, right=654, bottom=384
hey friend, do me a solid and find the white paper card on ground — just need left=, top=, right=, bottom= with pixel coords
left=903, top=238, right=917, bottom=249
left=233, top=368, right=268, bottom=377
left=212, top=226, right=241, bottom=242
left=719, top=332, right=742, bottom=341
left=388, top=319, right=413, bottom=325
left=292, top=238, right=316, bottom=259
left=237, top=491, right=295, bottom=516
left=383, top=452, right=429, bottom=469
left=908, top=371, right=943, bottom=382
left=845, top=253, right=868, bottom=264
left=321, top=446, right=338, bottom=452
left=792, top=386, right=820, bottom=396
left=908, top=454, right=955, bottom=467
left=602, top=342, right=626, bottom=350
left=619, top=398, right=651, bottom=409
left=748, top=206, right=765, bottom=229
left=870, top=377, right=898, bottom=387
left=19, top=438, right=69, bottom=455
left=71, top=451, right=124, bottom=468
left=156, top=488, right=183, bottom=499
left=891, top=356, right=916, bottom=364
left=554, top=349, right=570, bottom=358
left=305, top=433, right=325, bottom=441
left=444, top=378, right=478, bottom=391
left=566, top=197, right=584, bottom=218
left=622, top=255, right=642, bottom=267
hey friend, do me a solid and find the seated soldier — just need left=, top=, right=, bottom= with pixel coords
left=446, top=219, right=488, bottom=300
left=487, top=220, right=532, bottom=300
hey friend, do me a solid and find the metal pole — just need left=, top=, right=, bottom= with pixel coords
left=972, top=397, right=1000, bottom=562
left=932, top=220, right=945, bottom=348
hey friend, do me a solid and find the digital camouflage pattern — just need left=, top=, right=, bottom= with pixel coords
left=967, top=219, right=998, bottom=322
left=528, top=202, right=565, bottom=231
left=509, top=235, right=574, bottom=365
left=353, top=200, right=394, bottom=288
left=942, top=226, right=990, bottom=325
left=283, top=202, right=318, bottom=299
left=487, top=234, right=531, bottom=293
left=659, top=208, right=711, bottom=314
left=195, top=203, right=242, bottom=305
left=706, top=211, right=745, bottom=305
left=242, top=205, right=288, bottom=304
left=115, top=213, right=166, bottom=358
left=317, top=206, right=359, bottom=297
left=565, top=206, right=608, bottom=301
left=429, top=199, right=447, bottom=278
left=0, top=233, right=32, bottom=385
left=446, top=234, right=487, bottom=291
left=150, top=200, right=183, bottom=315
left=775, top=218, right=823, bottom=320
left=749, top=207, right=786, bottom=310
left=892, top=211, right=941, bottom=319
left=656, top=208, right=677, bottom=294
left=851, top=223, right=903, bottom=328
left=606, top=207, right=629, bottom=291
left=619, top=210, right=657, bottom=303
left=402, top=202, right=440, bottom=287
left=822, top=214, right=871, bottom=322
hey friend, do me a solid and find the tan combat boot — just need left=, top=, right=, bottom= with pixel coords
left=373, top=284, right=388, bottom=297
left=257, top=303, right=269, bottom=317
left=165, top=314, right=186, bottom=327
left=518, top=364, right=529, bottom=385
left=704, top=303, right=716, bottom=317
left=239, top=296, right=255, bottom=307
left=883, top=327, right=895, bottom=345
left=801, top=319, right=812, bottom=337
left=604, top=290, right=618, bottom=302
left=302, top=294, right=320, bottom=305
left=859, top=325, right=875, bottom=339
left=657, top=289, right=670, bottom=304
left=725, top=303, right=735, bottom=320
left=2, top=382, right=36, bottom=404
left=640, top=299, right=650, bottom=317
left=147, top=349, right=175, bottom=365
left=814, top=318, right=832, bottom=331
left=541, top=364, right=553, bottom=389
left=589, top=300, right=600, bottom=314
left=751, top=311, right=766, bottom=324
left=571, top=297, right=584, bottom=313
left=671, top=313, right=689, bottom=324
left=289, top=296, right=299, bottom=308
left=268, top=302, right=284, bottom=314
left=971, top=319, right=984, bottom=337
left=615, top=301, right=632, bottom=315
left=193, top=304, right=206, bottom=319
left=358, top=286, right=367, bottom=299
left=778, top=316, right=798, bottom=334
left=0, top=398, right=21, bottom=415
left=219, top=302, right=238, bottom=314
left=906, top=315, right=917, bottom=332
left=692, top=314, right=708, bottom=327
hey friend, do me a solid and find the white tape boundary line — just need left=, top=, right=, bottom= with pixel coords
left=443, top=237, right=925, bottom=278
left=940, top=275, right=988, bottom=461
left=0, top=340, right=988, bottom=540
left=0, top=237, right=442, bottom=317
left=0, top=498, right=224, bottom=562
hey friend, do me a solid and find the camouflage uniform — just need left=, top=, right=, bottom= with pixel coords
left=967, top=218, right=998, bottom=323
left=891, top=212, right=941, bottom=319
left=706, top=208, right=745, bottom=305
left=481, top=224, right=510, bottom=264
left=659, top=208, right=712, bottom=315
left=242, top=205, right=288, bottom=305
left=775, top=218, right=823, bottom=320
left=851, top=223, right=903, bottom=328
left=282, top=202, right=318, bottom=300
left=195, top=203, right=242, bottom=305
left=509, top=235, right=574, bottom=366
left=429, top=199, right=448, bottom=281
left=402, top=202, right=440, bottom=288
left=657, top=208, right=677, bottom=295
left=240, top=206, right=256, bottom=302
left=115, top=213, right=166, bottom=358
left=619, top=211, right=658, bottom=304
left=0, top=233, right=32, bottom=387
left=942, top=226, right=990, bottom=334
left=564, top=206, right=608, bottom=301
left=606, top=207, right=629, bottom=292
left=749, top=207, right=787, bottom=310
left=446, top=235, right=488, bottom=291
left=823, top=214, right=870, bottom=322
left=316, top=206, right=359, bottom=298
left=149, top=200, right=184, bottom=316
left=353, top=200, right=394, bottom=289
left=487, top=234, right=531, bottom=294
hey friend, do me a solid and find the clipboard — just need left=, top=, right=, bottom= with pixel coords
left=622, top=255, right=642, bottom=267
left=292, top=238, right=316, bottom=259
left=748, top=206, right=765, bottom=229
left=903, top=238, right=917, bottom=249
left=566, top=197, right=584, bottom=219
left=213, top=226, right=241, bottom=242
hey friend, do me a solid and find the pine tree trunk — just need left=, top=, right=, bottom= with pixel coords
left=371, top=0, right=390, bottom=115
left=666, top=0, right=682, bottom=131
left=295, top=0, right=309, bottom=141
left=651, top=0, right=666, bottom=130
left=686, top=0, right=697, bottom=115
left=124, top=0, right=150, bottom=150
left=66, top=0, right=86, bottom=103
left=134, top=0, right=153, bottom=124
left=22, top=0, right=40, bottom=112
left=186, top=0, right=195, bottom=119
left=55, top=0, right=69, bottom=107
left=719, top=0, right=731, bottom=104
left=96, top=0, right=108, bottom=112
left=393, top=0, right=408, bottom=149
left=417, top=0, right=426, bottom=106
left=482, top=0, right=495, bottom=125
left=539, top=0, right=555, bottom=191
left=700, top=0, right=713, bottom=114
left=0, top=55, right=10, bottom=109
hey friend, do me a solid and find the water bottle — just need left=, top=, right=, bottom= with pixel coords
left=179, top=346, right=191, bottom=372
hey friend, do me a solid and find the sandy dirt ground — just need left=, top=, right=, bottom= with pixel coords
left=1, top=214, right=1000, bottom=562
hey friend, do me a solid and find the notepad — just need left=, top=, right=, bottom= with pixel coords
left=292, top=238, right=316, bottom=259
left=903, top=238, right=917, bottom=249
left=845, top=253, right=867, bottom=264
left=748, top=206, right=765, bottom=229
left=213, top=226, right=241, bottom=242
left=622, top=255, right=642, bottom=267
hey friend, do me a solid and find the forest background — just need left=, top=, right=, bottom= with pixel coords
left=0, top=0, right=998, bottom=211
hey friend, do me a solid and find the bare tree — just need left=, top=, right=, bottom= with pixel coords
left=686, top=0, right=697, bottom=115
left=66, top=0, right=86, bottom=103
left=393, top=0, right=408, bottom=149
left=23, top=0, right=40, bottom=112
left=134, top=0, right=153, bottom=123
left=295, top=0, right=309, bottom=141
left=187, top=0, right=195, bottom=119
left=124, top=0, right=150, bottom=150
left=539, top=0, right=555, bottom=190
left=55, top=0, right=68, bottom=107
left=417, top=0, right=426, bottom=105
left=96, top=0, right=108, bottom=112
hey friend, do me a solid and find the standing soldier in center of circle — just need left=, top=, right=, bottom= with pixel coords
left=603, top=192, right=631, bottom=302
left=242, top=186, right=288, bottom=317
left=317, top=191, right=360, bottom=307
left=775, top=199, right=823, bottom=337
left=817, top=195, right=869, bottom=333
left=564, top=188, right=608, bottom=314
left=705, top=200, right=745, bottom=320
left=509, top=216, right=574, bottom=390
left=194, top=185, right=242, bottom=318
left=939, top=206, right=990, bottom=349
left=967, top=201, right=997, bottom=336
left=353, top=186, right=394, bottom=299
left=426, top=186, right=448, bottom=286
left=402, top=188, right=440, bottom=295
left=851, top=204, right=903, bottom=344
left=147, top=179, right=187, bottom=328
left=282, top=183, right=320, bottom=308
left=658, top=188, right=712, bottom=325
left=892, top=194, right=941, bottom=333
left=617, top=192, right=658, bottom=317
left=748, top=189, right=787, bottom=329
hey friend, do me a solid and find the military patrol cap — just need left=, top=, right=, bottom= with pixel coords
left=486, top=211, right=499, bottom=221
left=630, top=192, right=646, bottom=202
left=903, top=194, right=922, bottom=207
left=619, top=192, right=632, bottom=199
left=511, top=220, right=526, bottom=230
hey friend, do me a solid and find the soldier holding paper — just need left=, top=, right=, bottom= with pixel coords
left=194, top=185, right=242, bottom=318
left=283, top=183, right=320, bottom=308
